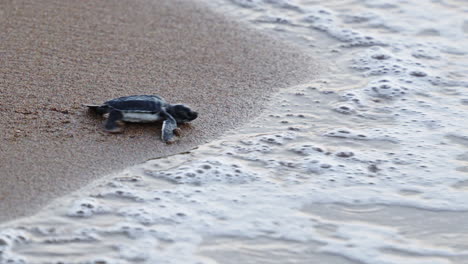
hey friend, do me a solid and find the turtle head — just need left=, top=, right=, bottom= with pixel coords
left=167, top=104, right=198, bottom=123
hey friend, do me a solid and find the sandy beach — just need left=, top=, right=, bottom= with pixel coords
left=0, top=0, right=316, bottom=222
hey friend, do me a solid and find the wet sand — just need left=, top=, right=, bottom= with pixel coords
left=0, top=0, right=316, bottom=222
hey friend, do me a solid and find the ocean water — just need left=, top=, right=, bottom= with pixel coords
left=2, top=0, right=468, bottom=263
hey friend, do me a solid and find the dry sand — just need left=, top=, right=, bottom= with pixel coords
left=0, top=0, right=316, bottom=222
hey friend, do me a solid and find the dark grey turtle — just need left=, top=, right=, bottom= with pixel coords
left=84, top=95, right=198, bottom=143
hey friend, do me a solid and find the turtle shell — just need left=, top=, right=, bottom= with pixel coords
left=105, top=95, right=165, bottom=113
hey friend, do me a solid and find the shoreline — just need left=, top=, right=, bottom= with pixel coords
left=0, top=0, right=317, bottom=222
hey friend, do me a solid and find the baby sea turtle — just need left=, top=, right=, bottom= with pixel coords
left=84, top=95, right=198, bottom=143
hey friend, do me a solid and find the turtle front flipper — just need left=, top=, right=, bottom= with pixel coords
left=104, top=109, right=124, bottom=133
left=161, top=112, right=178, bottom=143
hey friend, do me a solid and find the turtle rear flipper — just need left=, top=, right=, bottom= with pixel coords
left=104, top=110, right=124, bottom=133
left=84, top=104, right=110, bottom=114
